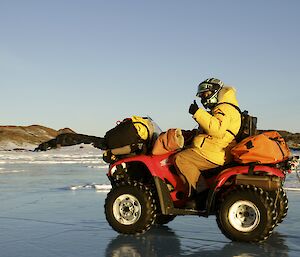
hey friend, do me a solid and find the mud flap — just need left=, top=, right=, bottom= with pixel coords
left=154, top=177, right=205, bottom=216
left=154, top=176, right=175, bottom=215
left=206, top=184, right=218, bottom=216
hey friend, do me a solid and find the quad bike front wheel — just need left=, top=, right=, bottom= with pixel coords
left=105, top=181, right=157, bottom=234
left=216, top=185, right=277, bottom=243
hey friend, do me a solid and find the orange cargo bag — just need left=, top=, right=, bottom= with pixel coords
left=231, top=131, right=291, bottom=164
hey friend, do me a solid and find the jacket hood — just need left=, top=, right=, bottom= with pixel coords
left=218, top=86, right=238, bottom=106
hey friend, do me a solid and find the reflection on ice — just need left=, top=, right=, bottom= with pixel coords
left=105, top=227, right=290, bottom=257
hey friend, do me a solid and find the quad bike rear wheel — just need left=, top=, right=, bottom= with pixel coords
left=216, top=185, right=277, bottom=243
left=271, top=187, right=288, bottom=225
left=105, top=181, right=157, bottom=234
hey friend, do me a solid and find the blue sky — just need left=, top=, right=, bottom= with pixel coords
left=1, top=0, right=299, bottom=136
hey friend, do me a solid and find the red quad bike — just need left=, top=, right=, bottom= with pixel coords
left=104, top=146, right=298, bottom=243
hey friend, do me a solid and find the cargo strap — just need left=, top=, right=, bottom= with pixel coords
left=269, top=137, right=285, bottom=159
left=248, top=164, right=255, bottom=175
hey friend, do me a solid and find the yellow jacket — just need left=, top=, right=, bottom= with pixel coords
left=192, top=87, right=241, bottom=165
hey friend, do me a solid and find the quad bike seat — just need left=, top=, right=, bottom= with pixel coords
left=201, top=162, right=241, bottom=179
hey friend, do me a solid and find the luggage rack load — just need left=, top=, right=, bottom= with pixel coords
left=102, top=116, right=161, bottom=163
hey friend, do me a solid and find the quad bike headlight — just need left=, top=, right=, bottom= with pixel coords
left=110, top=163, right=127, bottom=181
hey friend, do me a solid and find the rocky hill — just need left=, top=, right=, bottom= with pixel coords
left=34, top=133, right=105, bottom=151
left=0, top=125, right=76, bottom=150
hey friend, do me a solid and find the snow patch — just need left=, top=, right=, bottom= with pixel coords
left=0, top=141, right=37, bottom=151
left=0, top=144, right=104, bottom=165
left=69, top=183, right=111, bottom=192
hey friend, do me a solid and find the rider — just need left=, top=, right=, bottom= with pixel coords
left=174, top=78, right=241, bottom=201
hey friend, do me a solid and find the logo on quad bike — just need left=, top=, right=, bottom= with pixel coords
left=160, top=158, right=172, bottom=167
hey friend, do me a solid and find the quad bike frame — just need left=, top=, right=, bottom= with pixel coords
left=107, top=152, right=286, bottom=216
left=105, top=151, right=294, bottom=242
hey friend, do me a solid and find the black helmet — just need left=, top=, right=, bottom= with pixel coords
left=196, top=78, right=224, bottom=109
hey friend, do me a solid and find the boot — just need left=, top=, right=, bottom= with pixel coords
left=185, top=189, right=209, bottom=210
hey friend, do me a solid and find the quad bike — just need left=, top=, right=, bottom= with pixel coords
left=104, top=129, right=299, bottom=243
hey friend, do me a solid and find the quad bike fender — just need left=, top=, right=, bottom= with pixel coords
left=205, top=165, right=285, bottom=215
left=108, top=152, right=174, bottom=177
left=108, top=152, right=188, bottom=194
left=214, top=165, right=285, bottom=191
left=107, top=153, right=189, bottom=207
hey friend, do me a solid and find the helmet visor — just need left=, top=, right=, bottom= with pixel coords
left=198, top=90, right=213, bottom=99
left=196, top=83, right=213, bottom=97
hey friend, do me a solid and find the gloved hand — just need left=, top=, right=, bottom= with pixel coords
left=102, top=150, right=116, bottom=164
left=189, top=100, right=199, bottom=115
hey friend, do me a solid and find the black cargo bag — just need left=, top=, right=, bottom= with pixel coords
left=104, top=118, right=147, bottom=150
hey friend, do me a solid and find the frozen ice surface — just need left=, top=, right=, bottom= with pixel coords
left=0, top=147, right=299, bottom=257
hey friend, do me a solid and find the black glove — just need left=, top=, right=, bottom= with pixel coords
left=102, top=150, right=116, bottom=164
left=189, top=100, right=199, bottom=115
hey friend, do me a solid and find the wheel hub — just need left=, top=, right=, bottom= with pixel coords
left=113, top=194, right=141, bottom=225
left=228, top=200, right=260, bottom=232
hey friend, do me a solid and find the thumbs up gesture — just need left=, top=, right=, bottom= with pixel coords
left=189, top=100, right=199, bottom=115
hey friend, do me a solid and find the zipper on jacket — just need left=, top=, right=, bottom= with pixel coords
left=200, top=137, right=206, bottom=147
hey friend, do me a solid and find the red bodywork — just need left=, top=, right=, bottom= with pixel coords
left=108, top=152, right=286, bottom=207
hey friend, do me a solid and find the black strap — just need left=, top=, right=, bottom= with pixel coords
left=215, top=102, right=242, bottom=114
left=246, top=140, right=254, bottom=149
left=226, top=129, right=236, bottom=137
left=215, top=102, right=242, bottom=138
left=248, top=164, right=255, bottom=175
left=269, top=137, right=285, bottom=159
